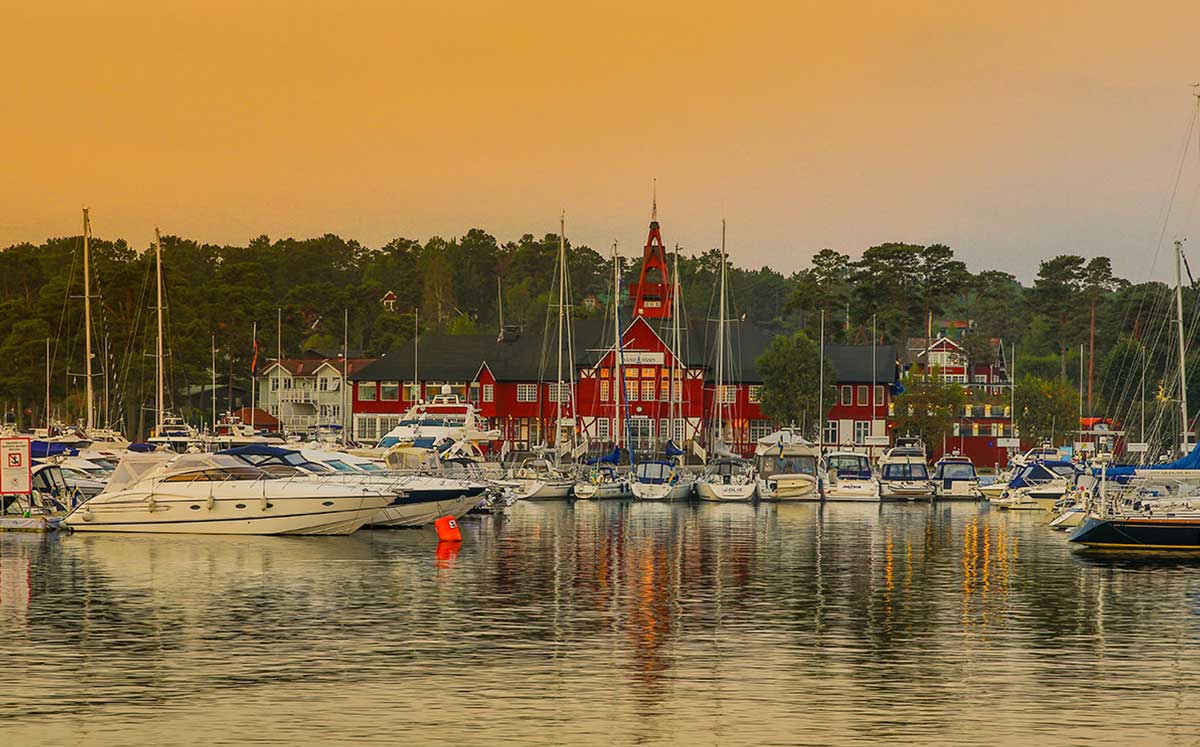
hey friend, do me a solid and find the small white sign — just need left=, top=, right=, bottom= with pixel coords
left=997, top=437, right=1021, bottom=448
left=1126, top=442, right=1150, bottom=453
left=863, top=436, right=891, bottom=446
left=622, top=351, right=665, bottom=366
left=1076, top=442, right=1095, bottom=453
left=1, top=438, right=31, bottom=495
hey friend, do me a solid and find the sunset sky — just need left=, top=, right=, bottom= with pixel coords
left=3, top=1, right=1199, bottom=282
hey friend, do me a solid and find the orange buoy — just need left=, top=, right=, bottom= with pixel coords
left=434, top=515, right=462, bottom=542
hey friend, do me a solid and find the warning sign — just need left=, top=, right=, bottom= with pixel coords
left=1, top=438, right=31, bottom=495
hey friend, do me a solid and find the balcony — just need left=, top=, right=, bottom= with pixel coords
left=276, top=390, right=316, bottom=404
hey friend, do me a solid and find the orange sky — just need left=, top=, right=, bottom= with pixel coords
left=3, top=1, right=1199, bottom=280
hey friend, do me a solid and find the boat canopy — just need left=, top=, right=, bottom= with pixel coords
left=104, top=453, right=173, bottom=493
left=827, top=452, right=871, bottom=478
left=1107, top=441, right=1200, bottom=476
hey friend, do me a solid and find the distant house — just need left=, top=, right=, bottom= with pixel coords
left=258, top=353, right=377, bottom=431
left=380, top=290, right=398, bottom=311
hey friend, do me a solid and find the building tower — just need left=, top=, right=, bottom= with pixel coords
left=630, top=184, right=672, bottom=318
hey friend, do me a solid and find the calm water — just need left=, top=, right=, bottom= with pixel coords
left=3, top=501, right=1200, bottom=746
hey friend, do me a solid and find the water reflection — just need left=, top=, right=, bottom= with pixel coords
left=2, top=502, right=1199, bottom=745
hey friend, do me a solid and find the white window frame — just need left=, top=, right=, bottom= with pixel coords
left=824, top=420, right=838, bottom=444
left=853, top=420, right=871, bottom=444
left=641, top=380, right=656, bottom=401
left=874, top=385, right=885, bottom=406
left=719, top=385, right=737, bottom=404
left=600, top=380, right=610, bottom=402
left=482, top=383, right=494, bottom=402
left=748, top=385, right=762, bottom=404
left=596, top=417, right=611, bottom=442
left=357, top=382, right=377, bottom=402
left=841, top=386, right=852, bottom=406
left=380, top=381, right=400, bottom=401
left=517, top=383, right=537, bottom=402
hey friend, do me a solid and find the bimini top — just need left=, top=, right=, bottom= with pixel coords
left=1107, top=441, right=1200, bottom=476
left=1007, top=461, right=1078, bottom=489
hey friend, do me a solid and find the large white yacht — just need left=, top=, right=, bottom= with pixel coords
left=373, top=388, right=499, bottom=451
left=754, top=429, right=820, bottom=501
left=823, top=451, right=881, bottom=501
left=62, top=453, right=393, bottom=535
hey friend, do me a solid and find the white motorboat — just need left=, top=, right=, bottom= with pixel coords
left=147, top=414, right=199, bottom=453
left=754, top=429, right=820, bottom=501
left=694, top=456, right=758, bottom=502
left=993, top=460, right=1079, bottom=511
left=877, top=438, right=933, bottom=500
left=630, top=460, right=693, bottom=501
left=62, top=453, right=393, bottom=535
left=574, top=464, right=633, bottom=499
left=373, top=388, right=499, bottom=451
left=823, top=451, right=881, bottom=501
left=932, top=453, right=983, bottom=499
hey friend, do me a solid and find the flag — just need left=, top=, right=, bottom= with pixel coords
left=251, top=327, right=259, bottom=376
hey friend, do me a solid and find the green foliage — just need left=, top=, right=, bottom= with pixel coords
left=1014, top=375, right=1077, bottom=443
left=890, top=369, right=967, bottom=452
left=755, top=332, right=838, bottom=438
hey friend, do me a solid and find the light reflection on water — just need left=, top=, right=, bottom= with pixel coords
left=2, top=501, right=1200, bottom=746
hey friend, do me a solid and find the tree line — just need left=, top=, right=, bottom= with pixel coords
left=0, top=227, right=1193, bottom=446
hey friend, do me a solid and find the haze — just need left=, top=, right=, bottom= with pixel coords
left=3, top=0, right=1199, bottom=282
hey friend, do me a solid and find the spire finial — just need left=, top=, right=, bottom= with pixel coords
left=651, top=178, right=657, bottom=222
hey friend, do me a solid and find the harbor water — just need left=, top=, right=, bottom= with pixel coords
left=3, top=501, right=1199, bottom=746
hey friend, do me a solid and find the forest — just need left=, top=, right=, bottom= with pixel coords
left=0, top=225, right=1195, bottom=444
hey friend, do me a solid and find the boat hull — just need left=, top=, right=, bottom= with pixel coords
left=694, top=479, right=756, bottom=502
left=1069, top=515, right=1200, bottom=550
left=933, top=479, right=982, bottom=500
left=365, top=492, right=477, bottom=528
left=514, top=479, right=576, bottom=501
left=631, top=479, right=693, bottom=501
left=879, top=480, right=934, bottom=500
left=574, top=480, right=633, bottom=500
left=824, top=479, right=881, bottom=501
left=756, top=474, right=819, bottom=501
left=64, top=491, right=390, bottom=535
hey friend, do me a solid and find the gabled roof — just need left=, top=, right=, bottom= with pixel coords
left=263, top=357, right=376, bottom=377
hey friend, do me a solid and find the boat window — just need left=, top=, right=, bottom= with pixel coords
left=163, top=467, right=267, bottom=482
left=758, top=456, right=816, bottom=477
left=939, top=463, right=976, bottom=479
left=883, top=463, right=928, bottom=480
left=378, top=437, right=400, bottom=448
left=322, top=459, right=357, bottom=472
left=357, top=462, right=385, bottom=472
left=635, top=463, right=673, bottom=481
left=828, top=455, right=869, bottom=472
left=1048, top=464, right=1076, bottom=478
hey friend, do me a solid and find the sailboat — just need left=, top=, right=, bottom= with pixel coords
left=632, top=248, right=694, bottom=501
left=694, top=221, right=757, bottom=502
left=512, top=218, right=576, bottom=500
left=575, top=241, right=634, bottom=500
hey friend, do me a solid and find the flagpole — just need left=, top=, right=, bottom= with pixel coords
left=250, top=321, right=257, bottom=430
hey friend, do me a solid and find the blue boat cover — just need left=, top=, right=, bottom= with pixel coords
left=220, top=444, right=299, bottom=458
left=664, top=440, right=685, bottom=457
left=586, top=447, right=621, bottom=465
left=1106, top=441, right=1200, bottom=476
left=126, top=442, right=156, bottom=453
left=31, top=441, right=76, bottom=458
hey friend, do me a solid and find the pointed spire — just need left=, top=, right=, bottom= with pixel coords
left=651, top=178, right=657, bottom=223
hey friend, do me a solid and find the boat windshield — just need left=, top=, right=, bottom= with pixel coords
left=321, top=459, right=358, bottom=473
left=882, top=463, right=929, bottom=480
left=634, top=463, right=673, bottom=482
left=828, top=455, right=870, bottom=477
left=758, top=455, right=816, bottom=477
left=938, top=462, right=976, bottom=479
left=356, top=462, right=386, bottom=472
left=163, top=466, right=268, bottom=482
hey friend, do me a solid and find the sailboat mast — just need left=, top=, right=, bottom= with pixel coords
left=343, top=308, right=349, bottom=447
left=83, top=208, right=94, bottom=432
left=154, top=227, right=164, bottom=429
left=211, top=335, right=217, bottom=432
left=1175, top=239, right=1190, bottom=453
left=612, top=243, right=623, bottom=448
left=715, top=220, right=726, bottom=444
left=818, top=310, right=825, bottom=451
left=277, top=307, right=283, bottom=435
left=414, top=308, right=419, bottom=403
left=871, top=313, right=877, bottom=450
left=556, top=215, right=566, bottom=461
left=45, top=338, right=51, bottom=430
left=670, top=249, right=681, bottom=442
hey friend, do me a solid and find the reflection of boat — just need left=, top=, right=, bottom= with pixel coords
left=877, top=437, right=933, bottom=500
left=63, top=453, right=392, bottom=535
left=754, top=429, right=819, bottom=501
left=932, top=453, right=982, bottom=499
left=824, top=452, right=880, bottom=501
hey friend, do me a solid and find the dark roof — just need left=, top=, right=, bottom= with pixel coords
left=351, top=317, right=896, bottom=385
